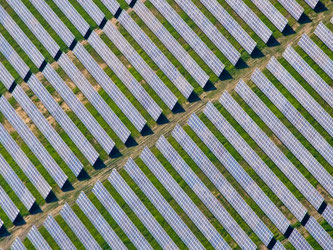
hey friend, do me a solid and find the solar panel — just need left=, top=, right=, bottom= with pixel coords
left=27, top=225, right=51, bottom=250
left=277, top=0, right=303, bottom=20
left=156, top=136, right=255, bottom=249
left=108, top=169, right=177, bottom=249
left=60, top=203, right=102, bottom=250
left=87, top=32, right=166, bottom=119
left=219, top=90, right=326, bottom=217
left=43, top=215, right=76, bottom=250
left=76, top=192, right=126, bottom=249
left=10, top=238, right=26, bottom=250
left=126, top=0, right=209, bottom=88
left=0, top=185, right=19, bottom=223
left=0, top=36, right=101, bottom=165
left=224, top=0, right=272, bottom=43
left=116, top=10, right=194, bottom=99
left=57, top=53, right=129, bottom=144
left=235, top=80, right=333, bottom=198
left=0, top=65, right=84, bottom=177
left=187, top=113, right=291, bottom=234
left=146, top=0, right=225, bottom=76
left=0, top=124, right=51, bottom=200
left=0, top=154, right=36, bottom=211
left=36, top=65, right=102, bottom=164
left=298, top=33, right=333, bottom=80
left=204, top=102, right=308, bottom=221
left=174, top=0, right=240, bottom=65
left=0, top=96, right=68, bottom=189
left=267, top=57, right=333, bottom=154
left=314, top=22, right=333, bottom=51
left=199, top=0, right=256, bottom=54
left=139, top=147, right=229, bottom=249
left=124, top=158, right=204, bottom=250
left=92, top=181, right=152, bottom=249
left=250, top=0, right=288, bottom=32
left=304, top=0, right=319, bottom=9
left=171, top=124, right=275, bottom=247
left=72, top=43, right=146, bottom=134
left=282, top=46, right=333, bottom=108
left=96, top=21, right=177, bottom=113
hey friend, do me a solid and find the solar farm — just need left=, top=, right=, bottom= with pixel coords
left=0, top=0, right=332, bottom=249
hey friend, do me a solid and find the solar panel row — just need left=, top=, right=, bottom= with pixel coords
left=298, top=33, right=333, bottom=80
left=10, top=238, right=26, bottom=250
left=0, top=185, right=19, bottom=223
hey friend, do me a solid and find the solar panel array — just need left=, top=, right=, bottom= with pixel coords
left=0, top=0, right=332, bottom=248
